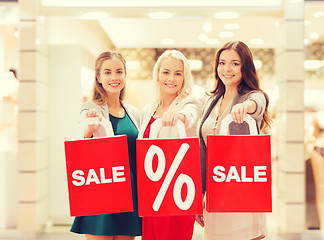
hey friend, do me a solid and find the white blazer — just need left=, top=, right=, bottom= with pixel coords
left=138, top=95, right=201, bottom=138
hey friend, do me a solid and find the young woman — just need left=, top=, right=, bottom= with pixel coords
left=197, top=41, right=271, bottom=240
left=138, top=50, right=201, bottom=240
left=70, top=51, right=142, bottom=240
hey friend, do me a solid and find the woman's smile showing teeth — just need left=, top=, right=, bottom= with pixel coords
left=224, top=75, right=234, bottom=78
left=109, top=82, right=120, bottom=87
left=165, top=83, right=177, bottom=88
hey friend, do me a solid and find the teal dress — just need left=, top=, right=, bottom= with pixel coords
left=70, top=112, right=142, bottom=236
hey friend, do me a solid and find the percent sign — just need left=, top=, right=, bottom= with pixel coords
left=144, top=143, right=196, bottom=212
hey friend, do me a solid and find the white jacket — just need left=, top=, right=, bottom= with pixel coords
left=138, top=95, right=201, bottom=138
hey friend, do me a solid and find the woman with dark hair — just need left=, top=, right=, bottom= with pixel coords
left=70, top=51, right=142, bottom=240
left=197, top=41, right=271, bottom=240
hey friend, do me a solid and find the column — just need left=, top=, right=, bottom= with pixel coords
left=275, top=0, right=305, bottom=234
left=18, top=0, right=50, bottom=237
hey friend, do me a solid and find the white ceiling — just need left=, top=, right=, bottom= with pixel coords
left=39, top=0, right=324, bottom=49
left=97, top=15, right=282, bottom=49
left=1, top=1, right=321, bottom=49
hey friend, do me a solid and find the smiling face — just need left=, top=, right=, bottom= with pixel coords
left=97, top=57, right=126, bottom=97
left=217, top=49, right=242, bottom=90
left=157, top=58, right=184, bottom=98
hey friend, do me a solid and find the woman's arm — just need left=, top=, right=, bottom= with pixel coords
left=231, top=91, right=266, bottom=124
left=83, top=109, right=102, bottom=138
left=78, top=101, right=105, bottom=138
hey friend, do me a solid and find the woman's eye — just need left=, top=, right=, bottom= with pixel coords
left=176, top=73, right=182, bottom=76
left=163, top=71, right=169, bottom=74
left=105, top=71, right=111, bottom=74
left=219, top=62, right=225, bottom=65
left=117, top=71, right=123, bottom=74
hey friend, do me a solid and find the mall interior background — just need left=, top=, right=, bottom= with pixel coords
left=1, top=0, right=324, bottom=239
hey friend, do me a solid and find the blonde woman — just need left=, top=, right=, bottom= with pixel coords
left=138, top=50, right=201, bottom=240
left=70, top=51, right=142, bottom=240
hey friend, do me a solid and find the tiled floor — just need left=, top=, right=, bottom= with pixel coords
left=1, top=225, right=324, bottom=240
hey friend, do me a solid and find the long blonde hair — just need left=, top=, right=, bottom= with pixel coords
left=152, top=50, right=193, bottom=100
left=91, top=51, right=126, bottom=105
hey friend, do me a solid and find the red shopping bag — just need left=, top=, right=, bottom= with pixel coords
left=137, top=120, right=203, bottom=216
left=206, top=115, right=272, bottom=212
left=64, top=135, right=133, bottom=216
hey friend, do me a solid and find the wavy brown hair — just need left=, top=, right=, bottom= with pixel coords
left=91, top=51, right=126, bottom=105
left=211, top=41, right=271, bottom=129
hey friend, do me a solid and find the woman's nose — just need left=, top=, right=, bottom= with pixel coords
left=224, top=64, right=231, bottom=72
left=111, top=74, right=118, bottom=80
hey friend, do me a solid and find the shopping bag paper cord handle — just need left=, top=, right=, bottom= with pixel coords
left=219, top=114, right=258, bottom=135
left=83, top=117, right=114, bottom=137
left=149, top=118, right=187, bottom=138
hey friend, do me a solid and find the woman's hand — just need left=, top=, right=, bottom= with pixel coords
left=84, top=109, right=102, bottom=138
left=195, top=193, right=205, bottom=227
left=231, top=100, right=256, bottom=123
left=195, top=214, right=205, bottom=227
left=161, top=111, right=185, bottom=127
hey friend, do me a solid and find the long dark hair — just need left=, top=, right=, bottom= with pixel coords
left=91, top=51, right=126, bottom=105
left=211, top=41, right=271, bottom=129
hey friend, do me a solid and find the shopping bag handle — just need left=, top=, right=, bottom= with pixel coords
left=83, top=117, right=114, bottom=137
left=149, top=118, right=187, bottom=138
left=219, top=114, right=258, bottom=136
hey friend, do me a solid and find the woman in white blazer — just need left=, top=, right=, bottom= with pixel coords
left=138, top=50, right=201, bottom=240
left=70, top=51, right=142, bottom=240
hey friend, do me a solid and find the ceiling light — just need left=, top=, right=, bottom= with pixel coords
left=199, top=34, right=208, bottom=42
left=126, top=61, right=140, bottom=70
left=310, top=32, right=319, bottom=40
left=219, top=31, right=234, bottom=38
left=253, top=60, right=263, bottom=70
left=250, top=38, right=264, bottom=45
left=304, top=20, right=310, bottom=26
left=37, top=16, right=46, bottom=21
left=274, top=22, right=280, bottom=28
left=288, top=0, right=303, bottom=3
left=304, top=60, right=324, bottom=71
left=82, top=12, right=109, bottom=19
left=148, top=12, right=173, bottom=19
left=304, top=38, right=310, bottom=45
left=202, top=22, right=212, bottom=33
left=206, top=38, right=220, bottom=45
left=224, top=23, right=240, bottom=30
left=188, top=60, right=203, bottom=71
left=314, top=11, right=324, bottom=18
left=213, top=12, right=239, bottom=20
left=161, top=38, right=175, bottom=45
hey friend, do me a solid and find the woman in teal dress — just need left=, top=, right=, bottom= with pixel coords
left=70, top=51, right=142, bottom=240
